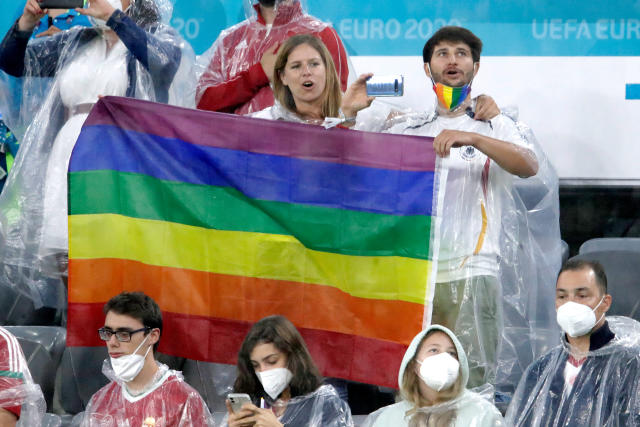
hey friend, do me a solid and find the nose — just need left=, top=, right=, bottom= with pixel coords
left=107, top=334, right=120, bottom=347
left=301, top=63, right=312, bottom=75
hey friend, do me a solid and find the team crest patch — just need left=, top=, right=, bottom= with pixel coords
left=460, top=145, right=477, bottom=160
left=142, top=417, right=156, bottom=426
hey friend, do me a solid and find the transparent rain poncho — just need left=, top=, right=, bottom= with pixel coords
left=0, top=0, right=195, bottom=309
left=223, top=384, right=353, bottom=427
left=356, top=100, right=562, bottom=396
left=506, top=316, right=640, bottom=426
left=76, top=360, right=215, bottom=427
left=362, top=325, right=504, bottom=427
left=0, top=326, right=46, bottom=426
left=195, top=0, right=350, bottom=115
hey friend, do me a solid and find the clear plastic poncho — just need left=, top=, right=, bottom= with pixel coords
left=0, top=0, right=195, bottom=309
left=0, top=326, right=46, bottom=426
left=362, top=325, right=504, bottom=427
left=356, top=99, right=562, bottom=397
left=223, top=384, right=353, bottom=427
left=506, top=316, right=640, bottom=426
left=195, top=0, right=350, bottom=115
left=77, top=360, right=215, bottom=426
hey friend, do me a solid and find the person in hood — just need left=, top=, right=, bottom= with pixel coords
left=80, top=292, right=214, bottom=426
left=506, top=259, right=640, bottom=426
left=226, top=315, right=353, bottom=427
left=0, top=0, right=193, bottom=311
left=196, top=0, right=349, bottom=114
left=363, top=324, right=503, bottom=426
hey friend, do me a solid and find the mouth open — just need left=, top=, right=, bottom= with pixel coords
left=302, top=81, right=314, bottom=88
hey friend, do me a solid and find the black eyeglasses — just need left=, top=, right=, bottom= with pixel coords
left=98, top=327, right=150, bottom=342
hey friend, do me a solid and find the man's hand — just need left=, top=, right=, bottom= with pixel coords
left=433, top=129, right=477, bottom=157
left=260, top=43, right=279, bottom=83
left=36, top=24, right=61, bottom=37
left=18, top=0, right=46, bottom=32
left=75, top=0, right=116, bottom=23
left=474, top=94, right=500, bottom=121
left=341, top=72, right=375, bottom=119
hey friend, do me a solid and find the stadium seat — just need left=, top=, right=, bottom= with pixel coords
left=182, top=360, right=235, bottom=413
left=55, top=346, right=109, bottom=415
left=4, top=326, right=66, bottom=411
left=561, top=240, right=569, bottom=263
left=0, top=283, right=60, bottom=326
left=571, top=251, right=640, bottom=321
left=579, top=237, right=640, bottom=254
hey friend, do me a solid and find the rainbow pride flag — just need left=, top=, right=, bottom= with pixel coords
left=67, top=96, right=443, bottom=388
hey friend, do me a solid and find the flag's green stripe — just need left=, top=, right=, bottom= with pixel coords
left=69, top=170, right=431, bottom=259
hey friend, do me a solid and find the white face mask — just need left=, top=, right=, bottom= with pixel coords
left=89, top=0, right=125, bottom=28
left=110, top=333, right=152, bottom=382
left=256, top=367, right=293, bottom=400
left=556, top=297, right=605, bottom=337
left=417, top=352, right=460, bottom=392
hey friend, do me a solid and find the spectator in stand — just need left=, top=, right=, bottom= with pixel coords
left=196, top=0, right=349, bottom=115
left=79, top=291, right=214, bottom=426
left=251, top=34, right=371, bottom=127
left=506, top=259, right=640, bottom=426
left=0, top=326, right=46, bottom=426
left=362, top=325, right=504, bottom=426
left=226, top=315, right=353, bottom=427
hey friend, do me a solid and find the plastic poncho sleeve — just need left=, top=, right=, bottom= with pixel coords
left=0, top=20, right=68, bottom=78
left=106, top=10, right=180, bottom=103
left=0, top=327, right=45, bottom=425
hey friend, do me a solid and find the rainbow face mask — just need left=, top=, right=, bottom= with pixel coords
left=432, top=81, right=472, bottom=112
left=427, top=64, right=473, bottom=111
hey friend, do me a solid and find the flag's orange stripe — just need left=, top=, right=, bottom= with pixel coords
left=69, top=258, right=425, bottom=345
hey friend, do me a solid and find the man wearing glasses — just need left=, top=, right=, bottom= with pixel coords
left=80, top=291, right=214, bottom=426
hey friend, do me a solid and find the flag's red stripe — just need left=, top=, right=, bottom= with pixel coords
left=68, top=303, right=405, bottom=388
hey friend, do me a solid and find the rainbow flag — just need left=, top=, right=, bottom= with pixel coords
left=67, top=96, right=443, bottom=388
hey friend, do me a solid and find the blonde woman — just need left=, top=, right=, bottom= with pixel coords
left=252, top=33, right=372, bottom=127
left=364, top=325, right=504, bottom=427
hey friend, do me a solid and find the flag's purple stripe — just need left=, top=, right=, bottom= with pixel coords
left=83, top=96, right=437, bottom=172
left=71, top=125, right=435, bottom=216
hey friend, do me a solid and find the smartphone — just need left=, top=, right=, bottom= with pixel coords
left=39, top=0, right=84, bottom=9
left=228, top=393, right=252, bottom=413
left=366, top=75, right=404, bottom=97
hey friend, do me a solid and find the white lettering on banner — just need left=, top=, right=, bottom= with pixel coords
left=339, top=18, right=462, bottom=41
left=171, top=17, right=202, bottom=40
left=532, top=18, right=640, bottom=40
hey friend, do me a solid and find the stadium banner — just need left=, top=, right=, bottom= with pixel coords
left=66, top=96, right=444, bottom=387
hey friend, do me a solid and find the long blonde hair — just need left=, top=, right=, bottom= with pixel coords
left=272, top=34, right=342, bottom=118
left=400, top=330, right=464, bottom=426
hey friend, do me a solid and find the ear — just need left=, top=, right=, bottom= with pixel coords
left=602, top=294, right=613, bottom=313
left=472, top=62, right=480, bottom=78
left=423, top=63, right=432, bottom=79
left=148, top=328, right=160, bottom=346
left=279, top=69, right=288, bottom=87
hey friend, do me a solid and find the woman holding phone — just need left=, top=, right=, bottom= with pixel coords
left=0, top=0, right=192, bottom=304
left=226, top=315, right=353, bottom=427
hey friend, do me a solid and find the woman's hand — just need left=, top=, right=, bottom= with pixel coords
left=18, top=0, right=46, bottom=32
left=226, top=401, right=283, bottom=427
left=75, top=0, right=117, bottom=23
left=473, top=94, right=500, bottom=121
left=341, top=72, right=375, bottom=119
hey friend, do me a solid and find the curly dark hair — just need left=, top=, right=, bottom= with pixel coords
left=423, top=26, right=483, bottom=64
left=233, top=315, right=323, bottom=401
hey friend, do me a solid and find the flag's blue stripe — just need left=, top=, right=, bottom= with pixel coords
left=70, top=125, right=435, bottom=216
